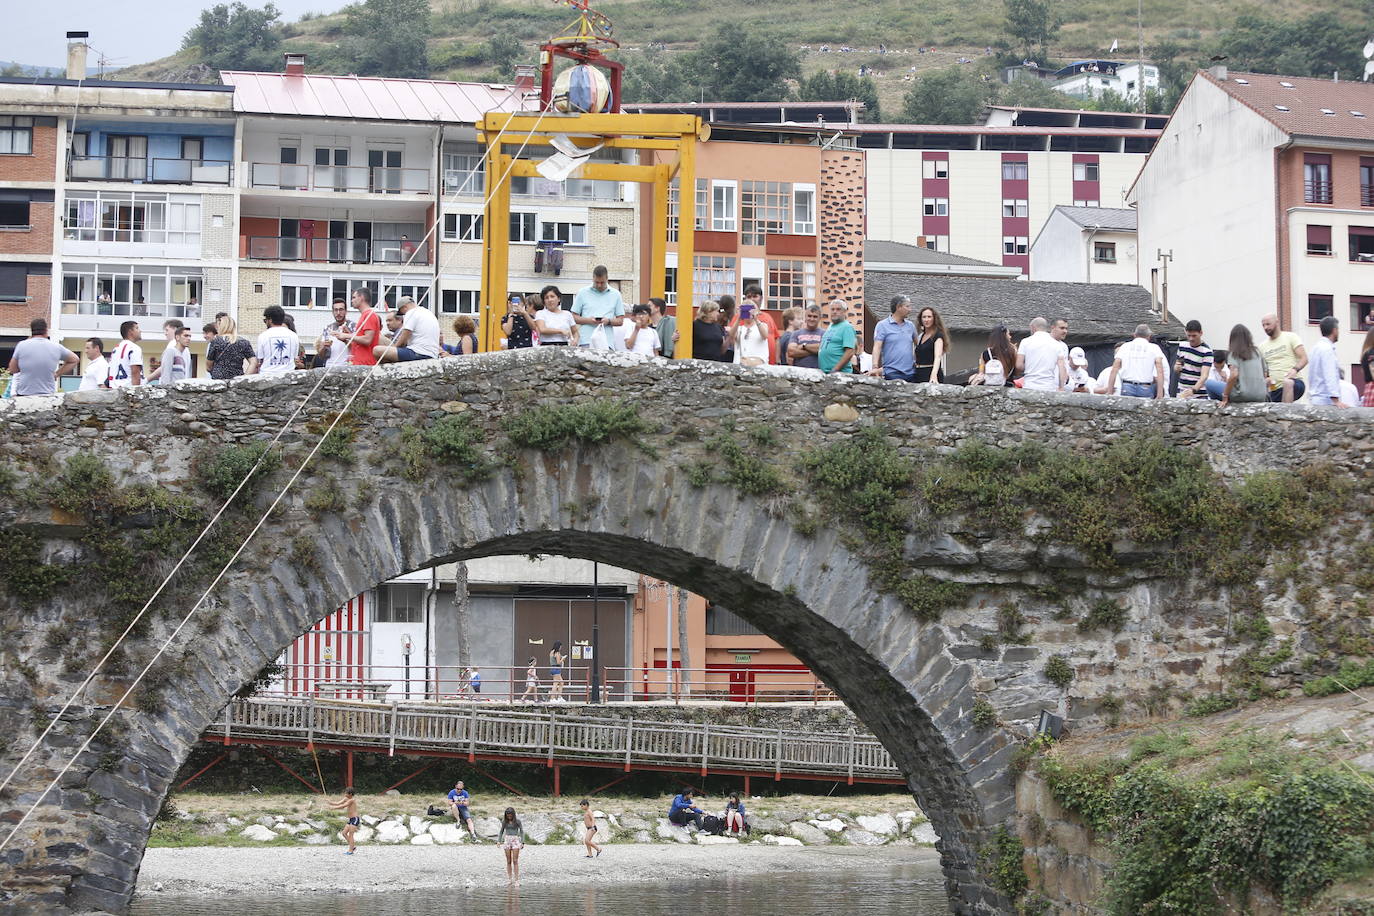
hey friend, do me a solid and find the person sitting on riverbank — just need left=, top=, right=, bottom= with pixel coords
left=668, top=786, right=704, bottom=830
left=447, top=781, right=476, bottom=839
left=724, top=792, right=748, bottom=835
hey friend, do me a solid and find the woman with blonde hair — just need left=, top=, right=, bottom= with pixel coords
left=691, top=301, right=728, bottom=361
left=206, top=314, right=256, bottom=379
left=913, top=305, right=949, bottom=383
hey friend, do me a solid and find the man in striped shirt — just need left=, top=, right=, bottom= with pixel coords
left=1173, top=320, right=1212, bottom=398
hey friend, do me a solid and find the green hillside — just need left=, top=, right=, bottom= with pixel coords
left=115, top=0, right=1368, bottom=121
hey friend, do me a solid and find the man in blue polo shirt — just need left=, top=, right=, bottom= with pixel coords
left=869, top=295, right=917, bottom=381
left=447, top=780, right=476, bottom=839
left=572, top=265, right=625, bottom=347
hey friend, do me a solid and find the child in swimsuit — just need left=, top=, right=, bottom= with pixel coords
left=519, top=657, right=539, bottom=703
left=327, top=786, right=359, bottom=854
left=580, top=798, right=602, bottom=857
left=498, top=806, right=525, bottom=884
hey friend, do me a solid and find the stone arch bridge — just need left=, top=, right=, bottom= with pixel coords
left=0, top=350, right=1369, bottom=915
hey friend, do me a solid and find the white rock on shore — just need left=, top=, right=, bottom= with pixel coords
left=856, top=814, right=898, bottom=835
left=240, top=825, right=277, bottom=842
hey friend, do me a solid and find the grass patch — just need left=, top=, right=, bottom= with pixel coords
left=1077, top=598, right=1127, bottom=634
left=706, top=432, right=787, bottom=497
left=49, top=454, right=114, bottom=514
left=199, top=442, right=282, bottom=502
left=1044, top=655, right=1074, bottom=689
left=1303, top=658, right=1374, bottom=698
left=503, top=400, right=653, bottom=453
left=396, top=414, right=496, bottom=484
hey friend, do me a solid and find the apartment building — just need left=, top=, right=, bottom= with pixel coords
left=0, top=49, right=238, bottom=374
left=1130, top=68, right=1374, bottom=383
left=861, top=107, right=1163, bottom=274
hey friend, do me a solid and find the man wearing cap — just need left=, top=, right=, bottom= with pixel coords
left=1065, top=346, right=1092, bottom=393
left=1105, top=324, right=1168, bottom=399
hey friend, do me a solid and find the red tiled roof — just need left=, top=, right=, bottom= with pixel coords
left=848, top=124, right=1160, bottom=137
left=1200, top=69, right=1374, bottom=142
left=221, top=71, right=527, bottom=124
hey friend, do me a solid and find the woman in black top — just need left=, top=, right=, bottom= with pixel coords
left=691, top=301, right=727, bottom=360
left=913, top=306, right=950, bottom=383
left=206, top=316, right=256, bottom=380
left=501, top=294, right=535, bottom=349
left=716, top=295, right=737, bottom=363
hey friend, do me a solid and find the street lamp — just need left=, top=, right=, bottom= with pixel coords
left=590, top=562, right=601, bottom=704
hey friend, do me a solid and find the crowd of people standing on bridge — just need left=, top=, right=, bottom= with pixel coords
left=7, top=264, right=1373, bottom=408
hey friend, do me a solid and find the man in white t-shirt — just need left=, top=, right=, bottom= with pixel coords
left=1016, top=317, right=1066, bottom=391
left=251, top=305, right=300, bottom=375
left=375, top=296, right=441, bottom=362
left=623, top=304, right=661, bottom=357
left=1105, top=324, right=1168, bottom=398
left=79, top=338, right=108, bottom=391
left=158, top=326, right=193, bottom=386
left=316, top=298, right=354, bottom=369
left=1050, top=317, right=1071, bottom=389
left=107, top=321, right=144, bottom=388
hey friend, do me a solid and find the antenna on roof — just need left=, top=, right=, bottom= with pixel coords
left=1363, top=37, right=1374, bottom=81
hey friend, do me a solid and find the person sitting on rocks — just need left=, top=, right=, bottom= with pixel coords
left=724, top=792, right=748, bottom=834
left=668, top=786, right=704, bottom=830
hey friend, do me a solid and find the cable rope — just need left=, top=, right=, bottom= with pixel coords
left=0, top=100, right=553, bottom=855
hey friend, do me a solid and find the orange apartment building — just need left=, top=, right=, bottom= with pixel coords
left=635, top=121, right=868, bottom=345
left=0, top=111, right=58, bottom=355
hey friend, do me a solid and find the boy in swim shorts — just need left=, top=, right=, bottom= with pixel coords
left=580, top=798, right=602, bottom=858
left=327, top=786, right=359, bottom=854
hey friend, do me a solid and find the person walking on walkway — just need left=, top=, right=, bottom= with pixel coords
left=519, top=656, right=539, bottom=703
left=548, top=641, right=566, bottom=702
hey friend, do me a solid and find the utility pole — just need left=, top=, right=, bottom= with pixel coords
left=590, top=562, right=601, bottom=704
left=1137, top=0, right=1146, bottom=114
left=1157, top=249, right=1173, bottom=323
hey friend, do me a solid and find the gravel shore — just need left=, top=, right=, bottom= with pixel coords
left=136, top=843, right=937, bottom=898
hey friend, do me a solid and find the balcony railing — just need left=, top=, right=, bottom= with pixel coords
left=67, top=156, right=233, bottom=186
left=1305, top=179, right=1333, bottom=204
left=246, top=236, right=430, bottom=265
left=248, top=162, right=430, bottom=195
left=1362, top=185, right=1374, bottom=207
left=61, top=300, right=202, bottom=320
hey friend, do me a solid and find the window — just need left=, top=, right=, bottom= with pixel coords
left=664, top=266, right=677, bottom=305
left=440, top=288, right=480, bottom=315
left=766, top=259, right=816, bottom=308
left=0, top=198, right=29, bottom=228
left=279, top=145, right=299, bottom=164
left=443, top=212, right=482, bottom=241
left=1349, top=227, right=1374, bottom=261
left=70, top=131, right=89, bottom=158
left=1308, top=294, right=1334, bottom=323
left=540, top=221, right=587, bottom=245
left=1093, top=242, right=1117, bottom=263
left=705, top=604, right=762, bottom=636
left=60, top=263, right=202, bottom=318
left=1073, top=199, right=1101, bottom=208
left=741, top=180, right=789, bottom=245
left=1362, top=159, right=1374, bottom=207
left=0, top=116, right=34, bottom=155
left=0, top=262, right=27, bottom=301
left=1305, top=154, right=1332, bottom=204
left=711, top=180, right=737, bottom=232
left=374, top=584, right=425, bottom=623
left=509, top=212, right=536, bottom=242
left=443, top=152, right=484, bottom=196
left=1352, top=295, right=1374, bottom=330
left=695, top=179, right=708, bottom=231
left=920, top=235, right=949, bottom=252
left=692, top=255, right=736, bottom=300
left=792, top=185, right=815, bottom=235
left=1306, top=225, right=1333, bottom=256
left=1002, top=236, right=1029, bottom=255
left=921, top=158, right=949, bottom=180
left=281, top=284, right=329, bottom=310
left=1073, top=161, right=1100, bottom=182
left=64, top=192, right=200, bottom=246
left=666, top=180, right=679, bottom=243
left=1001, top=160, right=1028, bottom=181
left=923, top=197, right=950, bottom=217
left=1001, top=199, right=1028, bottom=218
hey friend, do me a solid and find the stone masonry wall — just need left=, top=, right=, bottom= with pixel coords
left=819, top=149, right=865, bottom=312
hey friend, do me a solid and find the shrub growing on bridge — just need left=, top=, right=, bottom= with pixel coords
left=503, top=400, right=652, bottom=453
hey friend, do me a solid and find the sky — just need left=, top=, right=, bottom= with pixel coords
left=9, top=0, right=334, bottom=71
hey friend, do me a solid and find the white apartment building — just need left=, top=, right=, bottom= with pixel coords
left=1030, top=206, right=1138, bottom=284
left=1052, top=61, right=1160, bottom=103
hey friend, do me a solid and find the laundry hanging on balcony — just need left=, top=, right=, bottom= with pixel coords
left=535, top=240, right=566, bottom=275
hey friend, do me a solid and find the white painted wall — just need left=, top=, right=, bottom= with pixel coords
left=867, top=148, right=1146, bottom=265
left=1130, top=77, right=1289, bottom=346
left=1031, top=215, right=1139, bottom=284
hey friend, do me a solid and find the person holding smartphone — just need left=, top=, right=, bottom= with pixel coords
left=571, top=265, right=624, bottom=348
left=730, top=298, right=770, bottom=367
left=501, top=293, right=535, bottom=349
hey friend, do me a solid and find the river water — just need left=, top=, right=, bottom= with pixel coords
left=130, top=860, right=951, bottom=915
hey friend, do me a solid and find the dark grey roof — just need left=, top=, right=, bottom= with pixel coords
left=1052, top=206, right=1137, bottom=231
left=863, top=271, right=1184, bottom=341
left=0, top=76, right=232, bottom=92
left=865, top=239, right=1001, bottom=268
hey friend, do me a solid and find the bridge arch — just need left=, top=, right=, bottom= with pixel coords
left=3, top=349, right=1369, bottom=915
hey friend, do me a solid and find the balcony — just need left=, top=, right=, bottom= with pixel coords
left=245, top=236, right=430, bottom=266
left=1304, top=179, right=1333, bottom=204
left=67, top=156, right=233, bottom=186
left=248, top=163, right=430, bottom=195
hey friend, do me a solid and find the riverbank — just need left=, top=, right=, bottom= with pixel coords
left=135, top=843, right=939, bottom=898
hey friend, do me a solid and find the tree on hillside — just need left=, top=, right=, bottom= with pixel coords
left=796, top=71, right=881, bottom=122
left=182, top=2, right=282, bottom=72
left=902, top=68, right=995, bottom=125
left=620, top=49, right=688, bottom=103
left=997, top=75, right=1085, bottom=110
left=1214, top=13, right=1363, bottom=79
left=344, top=0, right=432, bottom=78
left=1004, top=0, right=1062, bottom=58
left=689, top=25, right=801, bottom=102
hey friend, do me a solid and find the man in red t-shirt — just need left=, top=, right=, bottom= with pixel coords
left=336, top=287, right=381, bottom=365
left=742, top=284, right=780, bottom=363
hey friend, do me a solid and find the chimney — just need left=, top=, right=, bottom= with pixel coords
left=66, top=31, right=89, bottom=81
left=284, top=53, right=306, bottom=77
left=1209, top=64, right=1227, bottom=81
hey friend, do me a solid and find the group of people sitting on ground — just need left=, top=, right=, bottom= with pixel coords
left=668, top=786, right=749, bottom=836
